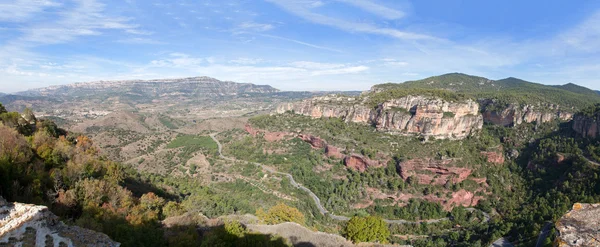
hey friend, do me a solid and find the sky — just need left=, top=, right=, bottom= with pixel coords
left=1, top=0, right=600, bottom=93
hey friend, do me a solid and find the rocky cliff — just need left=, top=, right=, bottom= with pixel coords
left=555, top=203, right=600, bottom=247
left=276, top=95, right=484, bottom=140
left=481, top=101, right=573, bottom=127
left=572, top=113, right=600, bottom=138
left=0, top=197, right=120, bottom=247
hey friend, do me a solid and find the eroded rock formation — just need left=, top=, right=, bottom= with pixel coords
left=555, top=203, right=600, bottom=247
left=481, top=151, right=505, bottom=164
left=572, top=113, right=600, bottom=138
left=0, top=197, right=119, bottom=247
left=481, top=101, right=573, bottom=127
left=297, top=133, right=384, bottom=171
left=276, top=95, right=483, bottom=140
left=277, top=96, right=576, bottom=139
left=343, top=155, right=385, bottom=172
left=245, top=124, right=293, bottom=142
left=397, top=158, right=472, bottom=185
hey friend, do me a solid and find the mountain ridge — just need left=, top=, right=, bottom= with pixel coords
left=370, top=73, right=600, bottom=110
left=16, top=76, right=280, bottom=98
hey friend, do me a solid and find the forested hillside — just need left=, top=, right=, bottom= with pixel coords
left=369, top=73, right=600, bottom=109
left=0, top=102, right=305, bottom=247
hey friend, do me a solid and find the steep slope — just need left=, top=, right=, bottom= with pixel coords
left=277, top=94, right=483, bottom=139
left=572, top=104, right=600, bottom=138
left=555, top=203, right=600, bottom=247
left=367, top=73, right=600, bottom=127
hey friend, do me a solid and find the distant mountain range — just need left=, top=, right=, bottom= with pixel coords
left=16, top=76, right=279, bottom=99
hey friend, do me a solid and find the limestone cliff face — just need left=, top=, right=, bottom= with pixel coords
left=0, top=197, right=120, bottom=247
left=572, top=114, right=600, bottom=138
left=277, top=95, right=483, bottom=140
left=481, top=101, right=573, bottom=127
left=555, top=203, right=600, bottom=247
left=276, top=96, right=373, bottom=124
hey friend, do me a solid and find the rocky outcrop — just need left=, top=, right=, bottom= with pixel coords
left=481, top=151, right=505, bottom=164
left=298, top=134, right=328, bottom=149
left=446, top=190, right=481, bottom=210
left=344, top=155, right=385, bottom=172
left=325, top=145, right=344, bottom=159
left=572, top=114, right=600, bottom=138
left=277, top=95, right=483, bottom=140
left=397, top=159, right=472, bottom=185
left=245, top=124, right=293, bottom=142
left=298, top=133, right=382, bottom=170
left=0, top=197, right=120, bottom=246
left=555, top=203, right=600, bottom=247
left=481, top=102, right=573, bottom=127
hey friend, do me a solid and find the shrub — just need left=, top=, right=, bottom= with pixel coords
left=256, top=203, right=305, bottom=225
left=344, top=215, right=389, bottom=243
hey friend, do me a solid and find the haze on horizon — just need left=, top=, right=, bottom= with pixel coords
left=1, top=0, right=600, bottom=93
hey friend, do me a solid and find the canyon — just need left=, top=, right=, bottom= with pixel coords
left=277, top=95, right=576, bottom=140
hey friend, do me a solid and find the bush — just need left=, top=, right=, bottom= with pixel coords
left=256, top=203, right=305, bottom=225
left=344, top=215, right=390, bottom=243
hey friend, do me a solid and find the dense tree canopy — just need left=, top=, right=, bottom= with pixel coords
left=344, top=215, right=390, bottom=243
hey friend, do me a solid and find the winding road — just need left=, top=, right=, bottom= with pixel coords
left=583, top=155, right=600, bottom=167
left=210, top=133, right=455, bottom=224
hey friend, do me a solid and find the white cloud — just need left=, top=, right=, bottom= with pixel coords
left=117, top=37, right=166, bottom=45
left=0, top=0, right=61, bottom=22
left=310, top=65, right=369, bottom=76
left=237, top=22, right=274, bottom=32
left=266, top=0, right=435, bottom=40
left=290, top=61, right=345, bottom=70
left=150, top=53, right=205, bottom=68
left=335, top=0, right=404, bottom=20
left=8, top=0, right=142, bottom=45
left=230, top=58, right=264, bottom=65
left=260, top=34, right=343, bottom=53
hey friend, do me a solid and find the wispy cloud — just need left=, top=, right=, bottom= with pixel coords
left=266, top=0, right=435, bottom=40
left=0, top=0, right=61, bottom=22
left=230, top=58, right=264, bottom=65
left=117, top=37, right=166, bottom=45
left=236, top=22, right=274, bottom=32
left=260, top=34, right=344, bottom=53
left=150, top=53, right=206, bottom=68
left=7, top=0, right=144, bottom=45
left=335, top=0, right=404, bottom=19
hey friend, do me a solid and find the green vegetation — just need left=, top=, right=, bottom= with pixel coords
left=366, top=88, right=468, bottom=107
left=0, top=105, right=304, bottom=247
left=443, top=111, right=455, bottom=118
left=578, top=103, right=600, bottom=117
left=159, top=115, right=180, bottom=129
left=344, top=215, right=390, bottom=243
left=369, top=73, right=600, bottom=110
left=167, top=134, right=218, bottom=157
left=257, top=203, right=306, bottom=225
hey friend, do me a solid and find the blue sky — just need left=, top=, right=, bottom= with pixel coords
left=1, top=0, right=600, bottom=92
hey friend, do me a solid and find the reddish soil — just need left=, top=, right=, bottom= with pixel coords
left=445, top=189, right=481, bottom=210
left=245, top=124, right=292, bottom=142
left=344, top=155, right=385, bottom=172
left=481, top=151, right=505, bottom=164
left=298, top=134, right=327, bottom=149
left=398, top=159, right=472, bottom=185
